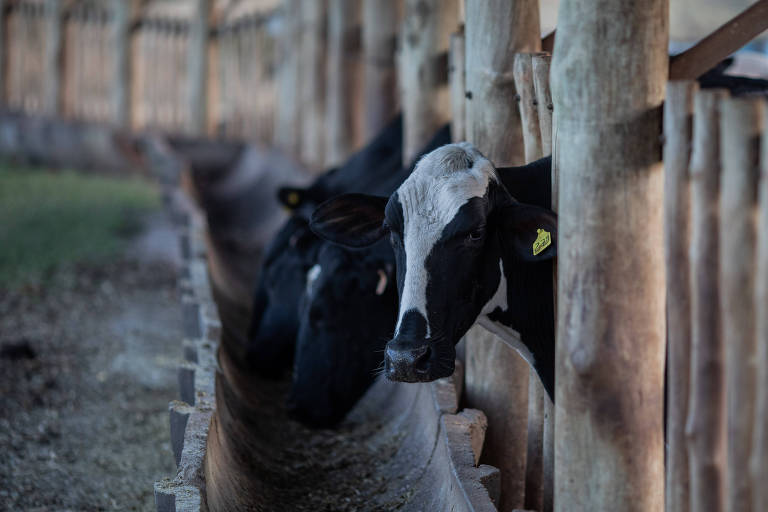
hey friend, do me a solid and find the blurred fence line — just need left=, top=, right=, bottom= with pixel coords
left=1, top=0, right=281, bottom=144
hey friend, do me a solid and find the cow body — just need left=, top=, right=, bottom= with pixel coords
left=311, top=145, right=557, bottom=399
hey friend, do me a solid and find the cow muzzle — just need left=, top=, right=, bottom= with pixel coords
left=384, top=339, right=434, bottom=382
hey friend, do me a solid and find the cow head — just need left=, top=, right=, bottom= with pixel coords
left=310, top=143, right=556, bottom=383
left=287, top=240, right=397, bottom=426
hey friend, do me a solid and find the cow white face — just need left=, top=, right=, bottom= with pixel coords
left=311, top=143, right=557, bottom=383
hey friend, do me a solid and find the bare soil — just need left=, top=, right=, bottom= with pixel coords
left=0, top=212, right=183, bottom=511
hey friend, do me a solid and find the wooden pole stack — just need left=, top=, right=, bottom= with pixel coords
left=663, top=80, right=697, bottom=512
left=552, top=0, right=668, bottom=510
left=720, top=96, right=762, bottom=512
left=111, top=0, right=132, bottom=128
left=399, top=0, right=457, bottom=166
left=361, top=0, right=400, bottom=141
left=462, top=2, right=540, bottom=510
left=752, top=100, right=768, bottom=512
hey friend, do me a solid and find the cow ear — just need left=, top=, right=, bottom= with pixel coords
left=310, top=193, right=388, bottom=248
left=499, top=203, right=557, bottom=261
left=277, top=187, right=307, bottom=210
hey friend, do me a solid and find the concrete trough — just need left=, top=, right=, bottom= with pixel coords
left=154, top=148, right=501, bottom=511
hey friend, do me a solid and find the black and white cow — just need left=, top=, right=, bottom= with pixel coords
left=310, top=144, right=558, bottom=399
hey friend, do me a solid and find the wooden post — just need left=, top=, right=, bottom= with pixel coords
left=448, top=28, right=465, bottom=142
left=218, top=23, right=233, bottom=137
left=752, top=99, right=768, bottom=512
left=362, top=0, right=400, bottom=141
left=532, top=54, right=552, bottom=155
left=275, top=0, right=302, bottom=154
left=400, top=0, right=458, bottom=166
left=465, top=0, right=539, bottom=168
left=111, top=0, right=131, bottom=127
left=531, top=52, right=554, bottom=512
left=463, top=3, right=539, bottom=510
left=325, top=0, right=362, bottom=166
left=663, top=80, right=697, bottom=512
left=513, top=53, right=542, bottom=162
left=299, top=0, right=328, bottom=169
left=552, top=0, right=668, bottom=510
left=0, top=0, right=6, bottom=106
left=511, top=50, right=546, bottom=512
left=720, top=96, right=762, bottom=512
left=685, top=88, right=727, bottom=512
left=187, top=0, right=210, bottom=135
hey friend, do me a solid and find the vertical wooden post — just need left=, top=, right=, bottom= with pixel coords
left=42, top=0, right=63, bottom=115
left=465, top=0, right=539, bottom=168
left=752, top=99, right=768, bottom=512
left=463, top=3, right=539, bottom=510
left=663, top=80, right=697, bottom=512
left=552, top=0, right=668, bottom=510
left=111, top=0, right=131, bottom=127
left=187, top=0, right=210, bottom=135
left=362, top=0, right=400, bottom=141
left=218, top=22, right=232, bottom=137
left=400, top=0, right=457, bottom=166
left=720, top=96, right=762, bottom=512
left=0, top=0, right=6, bottom=106
left=686, top=88, right=727, bottom=512
left=275, top=0, right=302, bottom=154
left=513, top=53, right=543, bottom=162
left=531, top=52, right=554, bottom=512
left=512, top=50, right=546, bottom=512
left=532, top=54, right=552, bottom=155
left=325, top=0, right=362, bottom=166
left=449, top=28, right=465, bottom=143
left=299, top=0, right=328, bottom=169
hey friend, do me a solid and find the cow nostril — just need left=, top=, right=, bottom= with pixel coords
left=412, top=346, right=431, bottom=374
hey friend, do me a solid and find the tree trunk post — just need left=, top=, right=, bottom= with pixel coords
left=663, top=80, right=697, bottom=512
left=685, top=88, right=728, bottom=512
left=325, top=0, right=363, bottom=166
left=720, top=96, right=762, bottom=512
left=552, top=0, right=668, bottom=510
left=112, top=0, right=132, bottom=127
left=752, top=99, right=768, bottom=512
left=187, top=0, right=210, bottom=135
left=465, top=0, right=540, bottom=168
left=299, top=0, right=328, bottom=170
left=449, top=28, right=465, bottom=142
left=463, top=3, right=540, bottom=510
left=513, top=52, right=543, bottom=162
left=400, top=0, right=457, bottom=166
left=362, top=0, right=400, bottom=141
left=42, top=0, right=63, bottom=116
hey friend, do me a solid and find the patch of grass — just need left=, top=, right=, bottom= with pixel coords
left=0, top=164, right=160, bottom=288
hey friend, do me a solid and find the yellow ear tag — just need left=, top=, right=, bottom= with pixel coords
left=533, top=228, right=551, bottom=256
left=287, top=192, right=300, bottom=206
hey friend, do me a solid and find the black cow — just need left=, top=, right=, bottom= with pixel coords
left=246, top=114, right=405, bottom=376
left=287, top=239, right=397, bottom=426
left=311, top=145, right=558, bottom=399
left=286, top=126, right=453, bottom=426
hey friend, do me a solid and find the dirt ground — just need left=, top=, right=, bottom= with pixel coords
left=0, top=212, right=183, bottom=511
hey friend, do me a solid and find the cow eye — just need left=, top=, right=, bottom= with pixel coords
left=467, top=228, right=485, bottom=243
